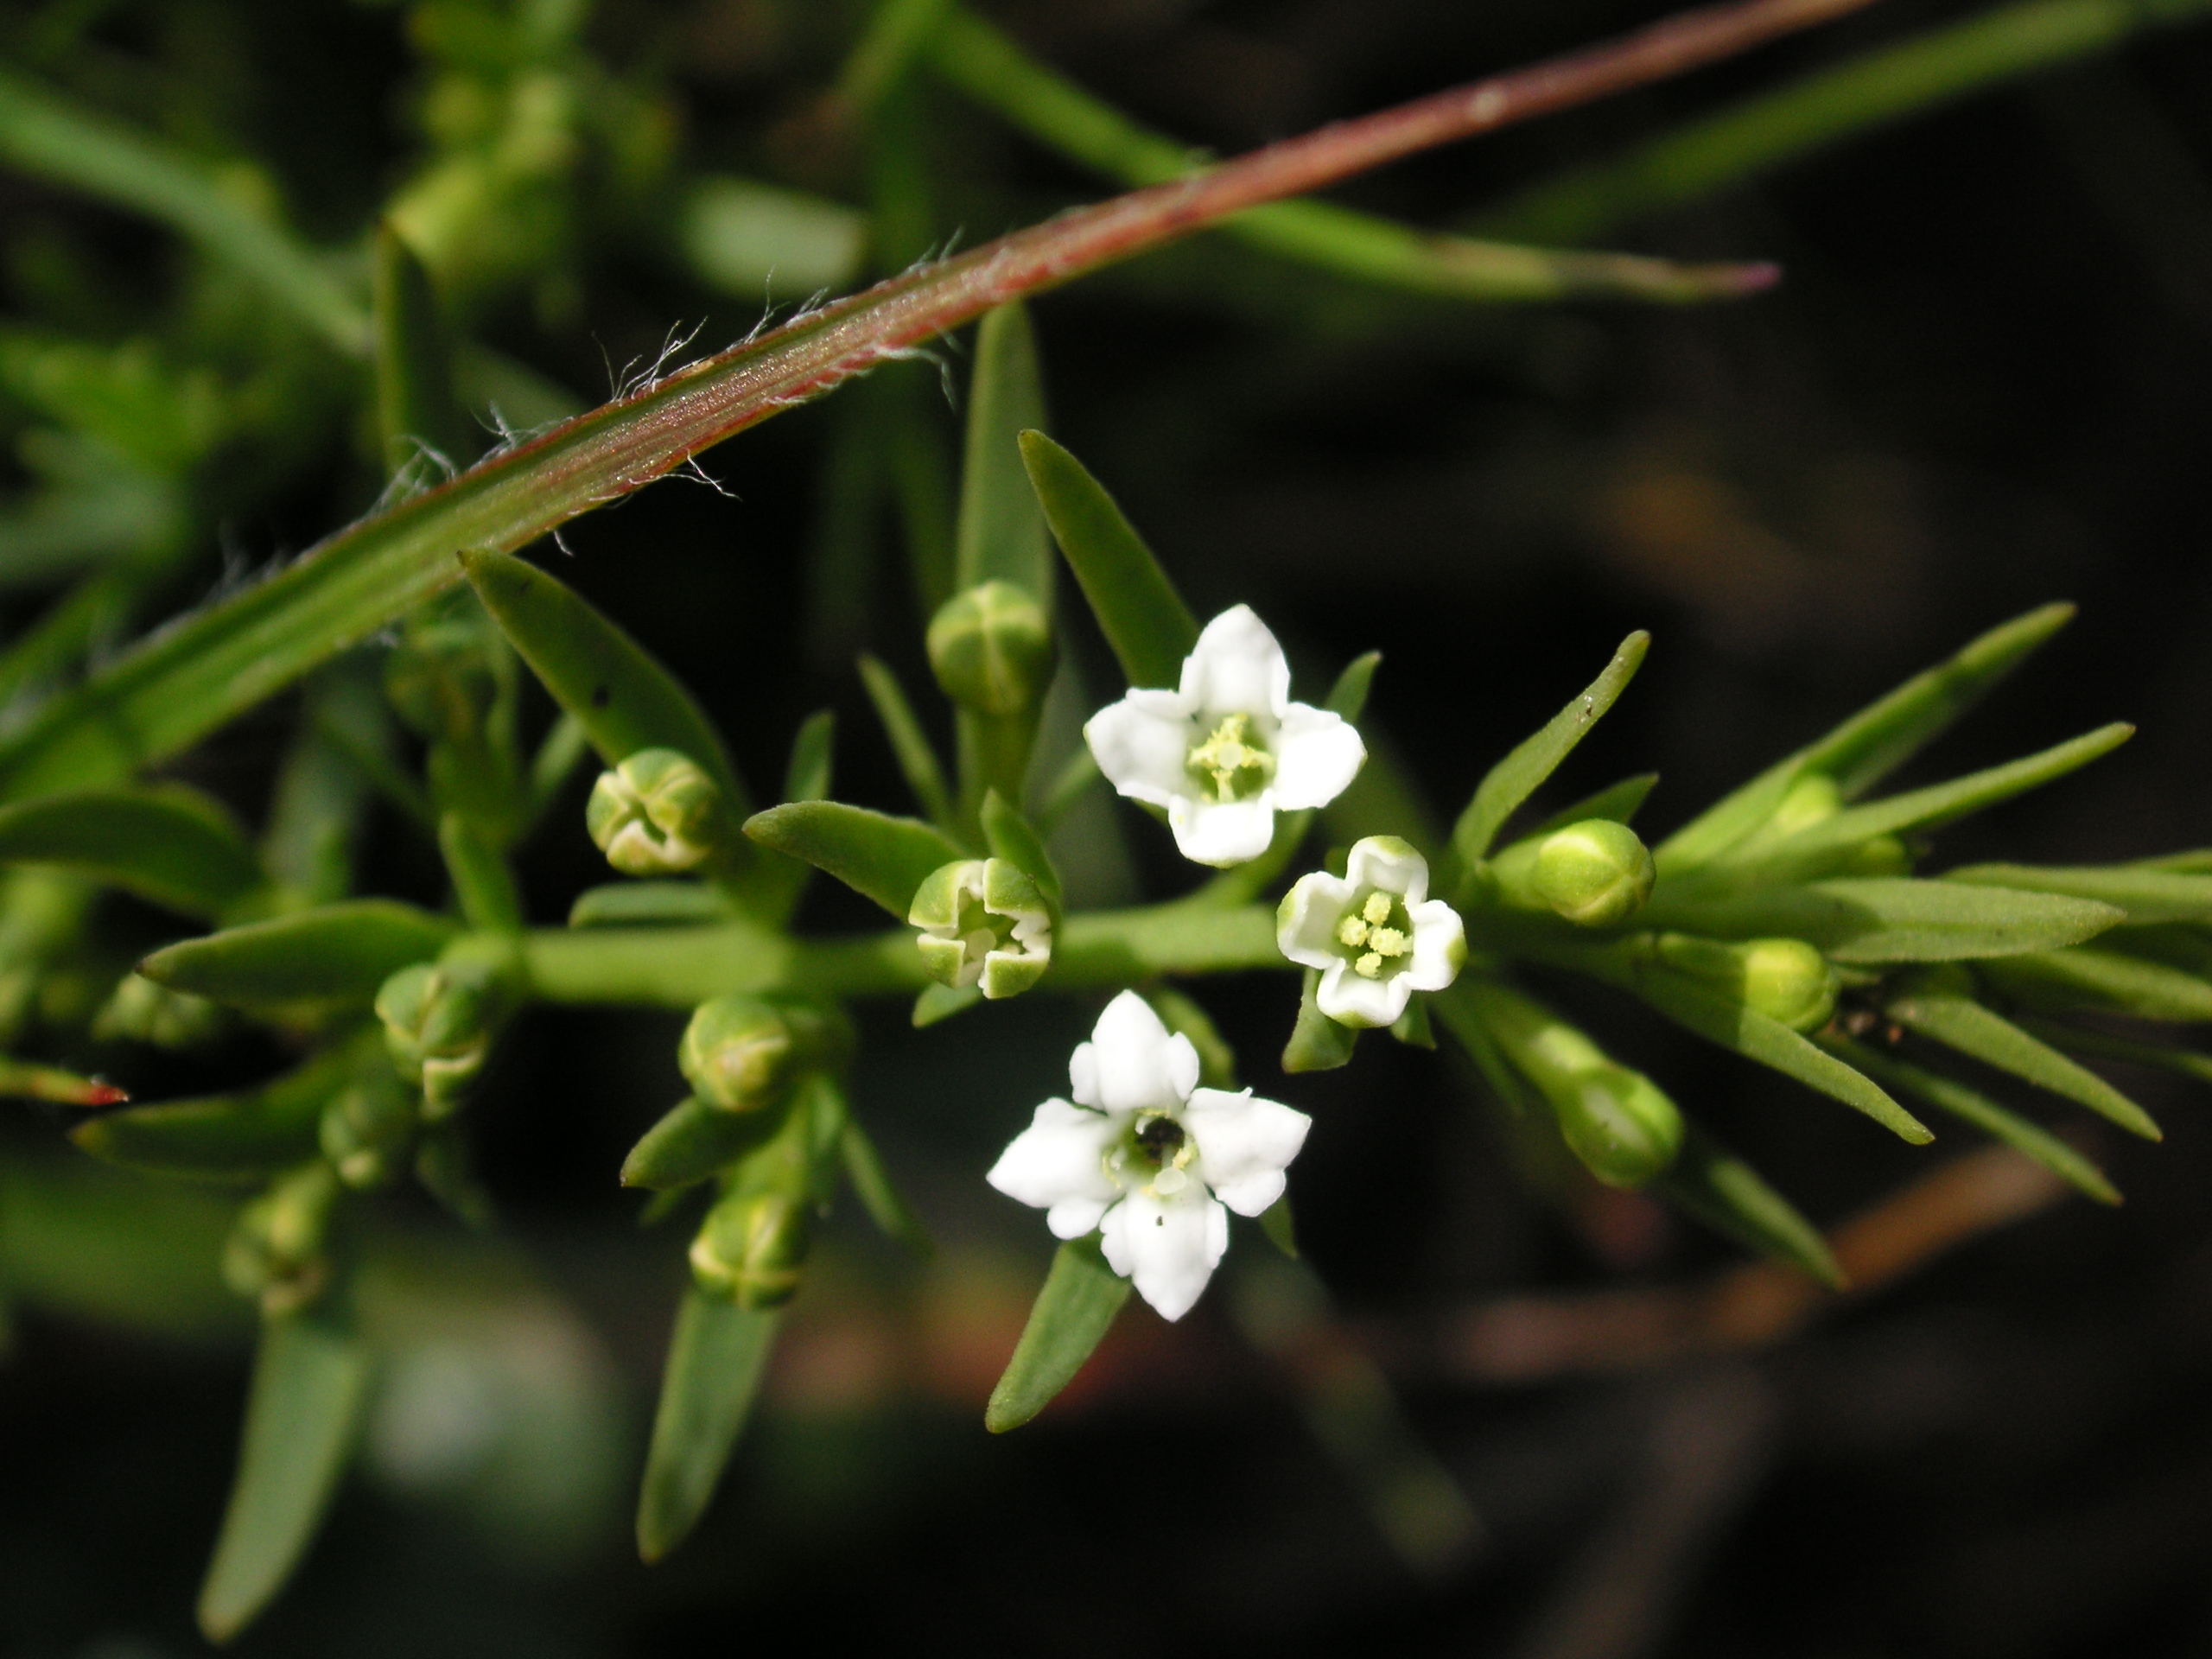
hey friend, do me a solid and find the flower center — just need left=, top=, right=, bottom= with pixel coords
left=951, top=890, right=1017, bottom=977
left=1185, top=713, right=1276, bottom=803
left=1108, top=1109, right=1198, bottom=1197
left=1334, top=887, right=1414, bottom=980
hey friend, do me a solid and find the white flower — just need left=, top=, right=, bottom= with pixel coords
left=1277, top=836, right=1466, bottom=1028
left=908, top=858, right=1052, bottom=999
left=986, top=990, right=1312, bottom=1321
left=1083, top=606, right=1366, bottom=868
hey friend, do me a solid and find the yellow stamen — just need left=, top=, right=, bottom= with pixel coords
left=1337, top=915, right=1370, bottom=948
left=1355, top=951, right=1383, bottom=978
left=1363, top=892, right=1393, bottom=926
left=1367, top=926, right=1408, bottom=958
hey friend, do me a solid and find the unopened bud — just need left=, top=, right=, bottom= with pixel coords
left=377, top=958, right=505, bottom=1117
left=1769, top=772, right=1840, bottom=835
left=1532, top=819, right=1656, bottom=926
left=909, top=858, right=1052, bottom=998
left=1554, top=1062, right=1684, bottom=1188
left=678, top=995, right=844, bottom=1112
left=222, top=1162, right=340, bottom=1316
left=586, top=748, right=722, bottom=874
left=1655, top=933, right=1839, bottom=1032
left=690, top=1186, right=810, bottom=1308
left=926, top=581, right=1055, bottom=715
left=319, top=1072, right=417, bottom=1190
left=92, top=975, right=230, bottom=1049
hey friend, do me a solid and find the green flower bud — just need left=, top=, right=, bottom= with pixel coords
left=690, top=1186, right=811, bottom=1309
left=1531, top=819, right=1656, bottom=926
left=222, top=1162, right=340, bottom=1316
left=585, top=748, right=723, bottom=874
left=1840, top=834, right=1911, bottom=876
left=319, top=1072, right=417, bottom=1191
left=677, top=995, right=846, bottom=1112
left=92, top=974, right=231, bottom=1049
left=377, top=957, right=506, bottom=1118
left=1554, top=1062, right=1685, bottom=1188
left=384, top=618, right=498, bottom=741
left=1653, top=933, right=1839, bottom=1032
left=925, top=581, right=1055, bottom=715
left=908, top=858, right=1052, bottom=999
left=1768, top=772, right=1841, bottom=835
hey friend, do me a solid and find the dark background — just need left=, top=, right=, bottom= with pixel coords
left=5, top=1, right=2212, bottom=1654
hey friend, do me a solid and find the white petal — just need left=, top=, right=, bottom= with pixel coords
left=1315, top=959, right=1410, bottom=1028
left=1084, top=691, right=1194, bottom=808
left=1045, top=1196, right=1114, bottom=1239
left=1180, top=606, right=1291, bottom=719
left=1272, top=704, right=1366, bottom=811
left=1404, top=899, right=1466, bottom=991
left=1069, top=1041, right=1098, bottom=1106
left=1276, top=871, right=1355, bottom=969
left=986, top=1098, right=1120, bottom=1214
left=1168, top=795, right=1277, bottom=868
left=1084, top=990, right=1200, bottom=1111
left=1098, top=1187, right=1229, bottom=1322
left=1344, top=835, right=1429, bottom=904
left=1183, top=1087, right=1311, bottom=1217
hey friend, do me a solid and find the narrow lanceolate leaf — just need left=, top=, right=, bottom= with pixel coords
left=1942, top=863, right=2212, bottom=926
left=2014, top=1018, right=2212, bottom=1092
left=72, top=1043, right=363, bottom=1179
left=742, top=801, right=963, bottom=918
left=1977, top=948, right=2212, bottom=1023
left=372, top=224, right=468, bottom=477
left=1258, top=1196, right=1300, bottom=1259
left=637, top=1291, right=781, bottom=1562
left=1281, top=969, right=1360, bottom=1074
left=956, top=305, right=1053, bottom=606
left=841, top=1120, right=934, bottom=1256
left=569, top=882, right=735, bottom=928
left=1529, top=772, right=1661, bottom=838
left=1452, top=632, right=1649, bottom=870
left=1645, top=878, right=2123, bottom=963
left=197, top=1306, right=372, bottom=1643
left=0, top=1055, right=126, bottom=1105
left=1634, top=970, right=1932, bottom=1143
left=982, top=788, right=1061, bottom=909
left=1325, top=650, right=1382, bottom=722
left=751, top=709, right=841, bottom=927
left=621, top=1097, right=780, bottom=1192
left=0, top=786, right=264, bottom=920
left=138, top=900, right=458, bottom=1012
left=1657, top=603, right=2076, bottom=872
left=985, top=1234, right=1131, bottom=1433
left=1020, top=430, right=1197, bottom=690
left=1885, top=970, right=2159, bottom=1140
left=856, top=654, right=957, bottom=831
left=1654, top=1123, right=1842, bottom=1287
left=1825, top=1035, right=2120, bottom=1205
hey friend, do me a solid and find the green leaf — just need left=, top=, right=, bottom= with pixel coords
left=568, top=881, right=735, bottom=928
left=1391, top=996, right=1437, bottom=1049
left=1451, top=632, right=1649, bottom=870
left=1020, top=430, right=1196, bottom=690
left=981, top=788, right=1061, bottom=909
left=985, top=1234, right=1130, bottom=1433
left=742, top=801, right=963, bottom=918
left=138, top=900, right=458, bottom=1012
left=1977, top=947, right=2212, bottom=1023
left=912, top=982, right=982, bottom=1027
left=526, top=711, right=592, bottom=822
left=636, top=1290, right=781, bottom=1562
left=1824, top=1035, right=2120, bottom=1205
left=1645, top=877, right=2123, bottom=963
left=0, top=785, right=264, bottom=920
left=436, top=811, right=522, bottom=932
left=1634, top=970, right=1932, bottom=1143
left=856, top=653, right=957, bottom=832
left=784, top=709, right=836, bottom=805
left=621, top=1097, right=780, bottom=1192
left=841, top=1120, right=934, bottom=1257
left=1885, top=969, right=2159, bottom=1139
left=1033, top=747, right=1101, bottom=835
left=372, top=223, right=467, bottom=478
left=1281, top=968, right=1359, bottom=1073
left=1656, top=603, right=2078, bottom=872
left=72, top=1042, right=364, bottom=1179
left=1258, top=1196, right=1299, bottom=1259
left=956, top=305, right=1052, bottom=605
left=1528, top=772, right=1660, bottom=838
left=1653, top=1124, right=1842, bottom=1287
left=1942, top=862, right=2212, bottom=925
left=197, top=1306, right=373, bottom=1643
left=2013, top=1017, right=2212, bottom=1091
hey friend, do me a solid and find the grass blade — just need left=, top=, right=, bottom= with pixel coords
left=636, top=1290, right=781, bottom=1561
left=985, top=1234, right=1131, bottom=1432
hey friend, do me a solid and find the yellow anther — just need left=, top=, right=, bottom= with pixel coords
left=1362, top=892, right=1393, bottom=926
left=1367, top=926, right=1408, bottom=958
left=1337, top=915, right=1370, bottom=949
left=1187, top=713, right=1274, bottom=802
left=1355, top=951, right=1383, bottom=978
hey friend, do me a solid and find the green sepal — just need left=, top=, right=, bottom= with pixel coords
left=912, top=982, right=982, bottom=1026
left=1020, top=429, right=1196, bottom=690
left=568, top=881, right=735, bottom=928
left=856, top=653, right=957, bottom=833
left=1451, top=631, right=1649, bottom=873
left=1824, top=1034, right=2120, bottom=1205
left=635, top=1289, right=781, bottom=1562
left=981, top=787, right=1062, bottom=912
left=1942, top=862, right=2212, bottom=926
left=1282, top=968, right=1359, bottom=1073
left=1641, top=877, right=2123, bottom=963
left=622, top=1096, right=781, bottom=1192
left=1528, top=772, right=1660, bottom=838
left=1653, top=1123, right=1843, bottom=1287
left=1977, top=947, right=2212, bottom=1023
left=437, top=810, right=522, bottom=932
left=956, top=304, right=1053, bottom=606
left=984, top=1233, right=1131, bottom=1433
left=0, top=785, right=266, bottom=920
left=1885, top=967, right=2159, bottom=1140
left=1390, top=997, right=1436, bottom=1049
left=841, top=1119, right=933, bottom=1257
left=138, top=900, right=460, bottom=1014
left=72, top=1039, right=370, bottom=1180
left=196, top=1301, right=373, bottom=1643
left=1633, top=970, right=1932, bottom=1144
left=1258, top=1195, right=1299, bottom=1259
left=743, top=800, right=964, bottom=918
left=372, top=222, right=467, bottom=477
left=1656, top=603, right=2075, bottom=872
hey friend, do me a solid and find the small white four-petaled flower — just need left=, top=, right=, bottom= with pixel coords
left=1084, top=605, right=1366, bottom=868
left=986, top=991, right=1312, bottom=1320
left=1278, top=836, right=1466, bottom=1027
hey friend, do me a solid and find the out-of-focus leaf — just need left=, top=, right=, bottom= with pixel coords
left=568, top=882, right=735, bottom=928
left=985, top=1234, right=1130, bottom=1433
left=0, top=1158, right=244, bottom=1342
left=621, top=1097, right=779, bottom=1192
left=1528, top=772, right=1660, bottom=838
left=197, top=1306, right=373, bottom=1643
left=680, top=176, right=868, bottom=300
left=138, top=901, right=458, bottom=1012
left=1646, top=877, right=2123, bottom=962
left=372, top=224, right=468, bottom=478
left=742, top=800, right=963, bottom=918
left=73, top=1043, right=365, bottom=1179
left=1978, top=947, right=2212, bottom=1022
left=437, top=812, right=522, bottom=932
left=1282, top=968, right=1359, bottom=1073
left=636, top=1291, right=780, bottom=1562
left=2016, top=1017, right=2212, bottom=1090
left=0, top=785, right=264, bottom=919
left=841, top=1120, right=933, bottom=1256
left=748, top=709, right=842, bottom=928
left=1943, top=861, right=2212, bottom=925
left=1654, top=1124, right=1842, bottom=1286
left=856, top=653, right=957, bottom=832
left=956, top=305, right=1052, bottom=606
